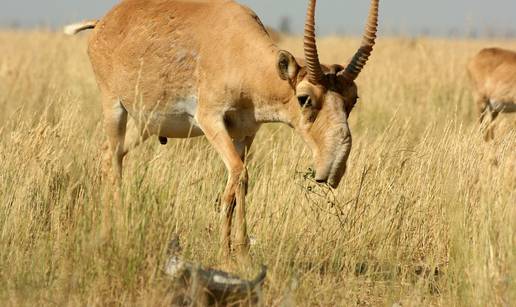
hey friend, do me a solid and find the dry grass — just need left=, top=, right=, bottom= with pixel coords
left=0, top=30, right=515, bottom=306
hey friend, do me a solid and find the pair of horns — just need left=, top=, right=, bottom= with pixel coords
left=304, top=0, right=380, bottom=85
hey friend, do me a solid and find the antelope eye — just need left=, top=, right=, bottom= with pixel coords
left=298, top=95, right=311, bottom=108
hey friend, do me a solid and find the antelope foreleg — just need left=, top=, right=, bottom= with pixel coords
left=197, top=114, right=251, bottom=261
left=221, top=177, right=237, bottom=257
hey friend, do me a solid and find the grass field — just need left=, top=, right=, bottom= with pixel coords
left=0, top=30, right=515, bottom=306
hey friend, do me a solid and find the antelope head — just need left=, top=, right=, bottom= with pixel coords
left=277, top=0, right=379, bottom=188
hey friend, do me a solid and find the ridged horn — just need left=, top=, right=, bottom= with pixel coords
left=339, top=0, right=379, bottom=83
left=303, top=0, right=325, bottom=85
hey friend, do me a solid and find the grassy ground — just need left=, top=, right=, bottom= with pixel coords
left=0, top=30, right=514, bottom=306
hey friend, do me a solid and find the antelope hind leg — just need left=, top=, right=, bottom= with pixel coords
left=123, top=118, right=151, bottom=156
left=102, top=98, right=128, bottom=202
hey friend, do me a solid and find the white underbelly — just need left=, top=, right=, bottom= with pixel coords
left=127, top=96, right=204, bottom=138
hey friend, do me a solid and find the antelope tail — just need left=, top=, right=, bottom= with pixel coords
left=63, top=19, right=99, bottom=35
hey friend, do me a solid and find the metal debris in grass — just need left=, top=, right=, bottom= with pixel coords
left=165, top=235, right=266, bottom=306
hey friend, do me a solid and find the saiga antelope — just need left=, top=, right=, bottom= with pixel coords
left=66, top=0, right=380, bottom=260
left=468, top=47, right=516, bottom=141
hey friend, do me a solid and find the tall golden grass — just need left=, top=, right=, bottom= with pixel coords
left=0, top=30, right=514, bottom=306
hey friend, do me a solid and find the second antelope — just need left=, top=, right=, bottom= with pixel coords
left=66, top=0, right=380, bottom=260
left=468, top=47, right=516, bottom=141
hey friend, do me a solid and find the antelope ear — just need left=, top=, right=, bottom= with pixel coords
left=277, top=50, right=299, bottom=82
